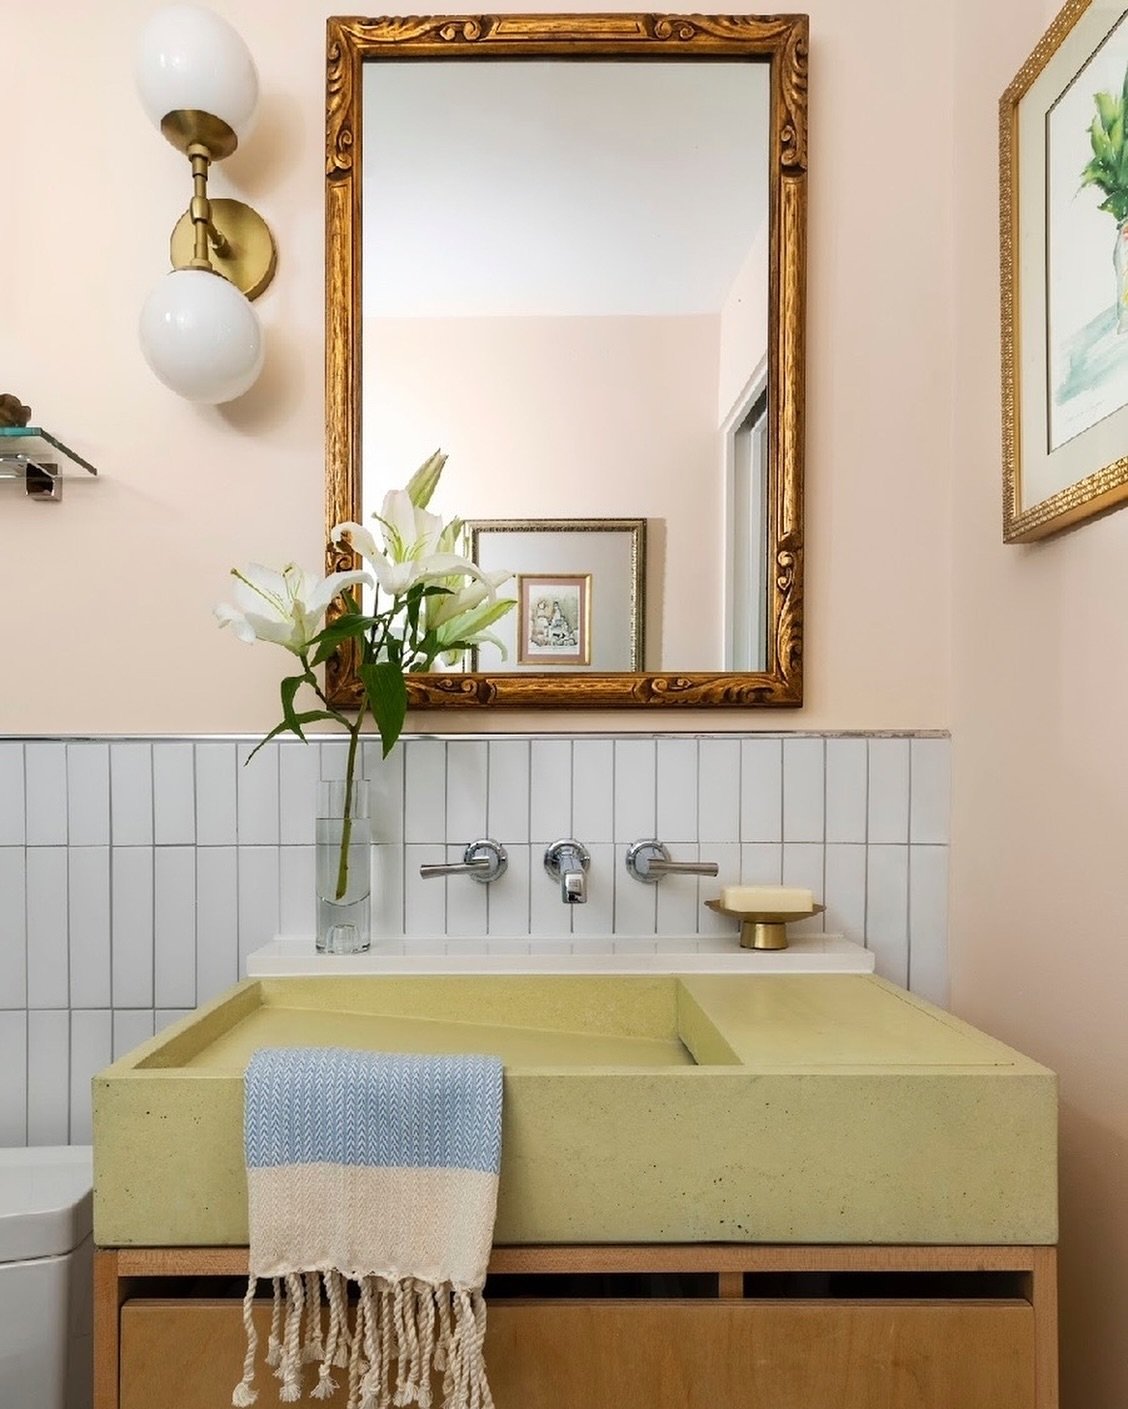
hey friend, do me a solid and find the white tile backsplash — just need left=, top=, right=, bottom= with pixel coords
left=195, top=743, right=237, bottom=846
left=237, top=846, right=280, bottom=968
left=196, top=846, right=238, bottom=1004
left=909, top=845, right=950, bottom=1007
left=66, top=744, right=110, bottom=847
left=236, top=744, right=279, bottom=846
left=110, top=743, right=153, bottom=845
left=486, top=844, right=531, bottom=940
left=910, top=738, right=952, bottom=845
left=0, top=848, right=27, bottom=1008
left=26, top=847, right=68, bottom=1008
left=0, top=1011, right=26, bottom=1144
left=529, top=740, right=572, bottom=843
left=68, top=848, right=111, bottom=1008
left=154, top=847, right=197, bottom=1010
left=445, top=846, right=489, bottom=940
left=26, top=1009, right=69, bottom=1145
left=782, top=738, right=824, bottom=843
left=868, top=739, right=911, bottom=844
left=825, top=738, right=868, bottom=844
left=69, top=1010, right=112, bottom=1144
left=487, top=740, right=530, bottom=844
left=446, top=742, right=488, bottom=843
left=698, top=740, right=741, bottom=846
left=404, top=741, right=446, bottom=843
left=866, top=844, right=911, bottom=987
left=614, top=739, right=657, bottom=843
left=25, top=742, right=68, bottom=846
left=0, top=730, right=949, bottom=1146
left=152, top=742, right=196, bottom=845
left=0, top=743, right=25, bottom=845
left=740, top=738, right=783, bottom=843
left=656, top=738, right=698, bottom=843
left=572, top=740, right=614, bottom=843
left=112, top=848, right=154, bottom=1007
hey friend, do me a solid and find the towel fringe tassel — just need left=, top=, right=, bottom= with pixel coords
left=233, top=1272, right=491, bottom=1409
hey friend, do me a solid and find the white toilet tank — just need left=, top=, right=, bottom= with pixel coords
left=0, top=1147, right=93, bottom=1409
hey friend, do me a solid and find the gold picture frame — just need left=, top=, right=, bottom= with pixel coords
left=467, top=517, right=644, bottom=672
left=1002, top=0, right=1128, bottom=542
left=325, top=12, right=807, bottom=706
left=517, top=575, right=592, bottom=667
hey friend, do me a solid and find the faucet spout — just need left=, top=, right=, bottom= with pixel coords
left=544, top=839, right=591, bottom=905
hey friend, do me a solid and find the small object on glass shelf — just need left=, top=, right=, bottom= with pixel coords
left=705, top=896, right=825, bottom=951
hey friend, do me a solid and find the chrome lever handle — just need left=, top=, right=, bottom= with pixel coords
left=626, top=840, right=719, bottom=884
left=648, top=858, right=721, bottom=877
left=420, top=839, right=508, bottom=883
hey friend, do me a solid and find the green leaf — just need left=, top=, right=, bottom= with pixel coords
left=308, top=613, right=380, bottom=665
left=358, top=661, right=408, bottom=758
left=1092, top=116, right=1114, bottom=163
left=280, top=675, right=308, bottom=738
left=246, top=711, right=339, bottom=762
left=1096, top=90, right=1120, bottom=135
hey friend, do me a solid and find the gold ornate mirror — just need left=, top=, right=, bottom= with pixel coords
left=325, top=13, right=807, bottom=709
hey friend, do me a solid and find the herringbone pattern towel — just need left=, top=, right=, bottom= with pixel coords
left=231, top=1047, right=503, bottom=1409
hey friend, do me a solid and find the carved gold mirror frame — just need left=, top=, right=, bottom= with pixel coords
left=325, top=13, right=808, bottom=710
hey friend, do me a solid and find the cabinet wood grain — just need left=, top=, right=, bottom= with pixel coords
left=121, top=1297, right=1036, bottom=1409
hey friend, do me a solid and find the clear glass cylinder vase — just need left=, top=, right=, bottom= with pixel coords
left=316, top=777, right=372, bottom=954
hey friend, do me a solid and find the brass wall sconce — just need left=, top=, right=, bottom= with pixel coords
left=136, top=4, right=277, bottom=404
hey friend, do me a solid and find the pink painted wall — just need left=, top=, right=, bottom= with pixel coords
left=0, top=0, right=952, bottom=733
left=366, top=314, right=724, bottom=668
left=949, top=2, right=1128, bottom=1405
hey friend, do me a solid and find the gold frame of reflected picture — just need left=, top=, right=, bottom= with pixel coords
left=324, top=13, right=807, bottom=710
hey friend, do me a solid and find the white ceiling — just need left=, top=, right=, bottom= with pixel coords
left=362, top=60, right=770, bottom=318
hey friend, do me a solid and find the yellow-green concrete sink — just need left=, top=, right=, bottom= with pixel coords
left=92, top=974, right=1056, bottom=1248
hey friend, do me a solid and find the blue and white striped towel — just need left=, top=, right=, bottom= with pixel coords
left=232, top=1047, right=503, bottom=1409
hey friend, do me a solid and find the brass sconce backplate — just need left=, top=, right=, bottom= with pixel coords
left=170, top=198, right=277, bottom=300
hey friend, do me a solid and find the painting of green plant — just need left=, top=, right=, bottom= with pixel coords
left=1047, top=21, right=1128, bottom=453
left=1080, top=68, right=1128, bottom=224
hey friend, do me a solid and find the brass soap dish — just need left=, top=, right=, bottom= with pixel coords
left=705, top=899, right=825, bottom=951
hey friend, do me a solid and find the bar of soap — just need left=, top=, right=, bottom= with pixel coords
left=721, top=885, right=813, bottom=914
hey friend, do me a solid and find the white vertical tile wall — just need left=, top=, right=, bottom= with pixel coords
left=0, top=732, right=949, bottom=1146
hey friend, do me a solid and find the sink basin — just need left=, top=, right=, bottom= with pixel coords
left=93, top=974, right=1056, bottom=1249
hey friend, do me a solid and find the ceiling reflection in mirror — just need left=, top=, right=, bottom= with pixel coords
left=361, top=60, right=772, bottom=674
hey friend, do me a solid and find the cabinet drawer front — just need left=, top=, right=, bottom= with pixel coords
left=120, top=1297, right=1035, bottom=1409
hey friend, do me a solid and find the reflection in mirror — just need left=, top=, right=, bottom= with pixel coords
left=325, top=14, right=807, bottom=710
left=362, top=60, right=771, bottom=673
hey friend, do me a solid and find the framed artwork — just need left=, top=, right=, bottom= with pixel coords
left=518, top=574, right=592, bottom=666
left=468, top=519, right=645, bottom=673
left=1003, top=0, right=1128, bottom=541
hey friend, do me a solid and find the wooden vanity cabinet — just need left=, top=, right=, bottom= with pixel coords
left=97, top=1244, right=1058, bottom=1409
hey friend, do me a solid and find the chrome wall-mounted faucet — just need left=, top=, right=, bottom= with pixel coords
left=544, top=839, right=590, bottom=904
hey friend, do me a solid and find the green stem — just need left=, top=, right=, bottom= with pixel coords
left=334, top=719, right=362, bottom=901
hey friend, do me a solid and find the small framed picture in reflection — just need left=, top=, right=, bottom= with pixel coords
left=517, top=573, right=591, bottom=666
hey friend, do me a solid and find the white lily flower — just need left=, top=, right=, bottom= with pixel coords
left=332, top=491, right=487, bottom=599
left=215, top=562, right=372, bottom=655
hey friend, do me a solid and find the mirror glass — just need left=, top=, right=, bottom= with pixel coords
left=361, top=59, right=773, bottom=673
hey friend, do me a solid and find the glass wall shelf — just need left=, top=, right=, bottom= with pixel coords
left=0, top=426, right=99, bottom=501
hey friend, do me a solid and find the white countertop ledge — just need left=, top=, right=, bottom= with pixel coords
left=246, top=935, right=875, bottom=977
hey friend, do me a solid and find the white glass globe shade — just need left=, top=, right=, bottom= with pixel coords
left=139, top=269, right=264, bottom=404
left=136, top=4, right=259, bottom=139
